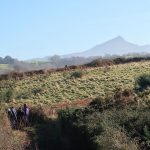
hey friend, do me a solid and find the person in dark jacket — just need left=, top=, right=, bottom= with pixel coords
left=17, top=107, right=24, bottom=127
left=22, top=104, right=30, bottom=126
left=8, top=107, right=17, bottom=129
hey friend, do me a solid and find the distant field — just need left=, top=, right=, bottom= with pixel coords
left=0, top=61, right=150, bottom=104
left=0, top=64, right=10, bottom=69
left=0, top=64, right=13, bottom=74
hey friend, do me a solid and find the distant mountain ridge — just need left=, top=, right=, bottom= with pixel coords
left=27, top=36, right=150, bottom=62
left=64, top=36, right=150, bottom=57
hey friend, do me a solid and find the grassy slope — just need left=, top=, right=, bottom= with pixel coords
left=0, top=64, right=13, bottom=74
left=0, top=64, right=9, bottom=69
left=0, top=61, right=150, bottom=105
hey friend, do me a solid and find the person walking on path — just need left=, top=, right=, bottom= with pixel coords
left=8, top=107, right=17, bottom=129
left=22, top=104, right=30, bottom=126
left=17, top=107, right=24, bottom=128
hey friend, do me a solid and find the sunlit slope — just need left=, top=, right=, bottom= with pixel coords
left=0, top=61, right=150, bottom=104
left=0, top=64, right=12, bottom=72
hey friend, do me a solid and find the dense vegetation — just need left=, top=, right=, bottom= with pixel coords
left=1, top=60, right=150, bottom=149
left=58, top=101, right=150, bottom=150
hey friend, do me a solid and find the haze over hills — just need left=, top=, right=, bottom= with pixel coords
left=1, top=36, right=150, bottom=71
left=28, top=36, right=150, bottom=62
left=65, top=36, right=150, bottom=57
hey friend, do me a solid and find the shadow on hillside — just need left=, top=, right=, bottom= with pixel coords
left=23, top=108, right=62, bottom=150
left=24, top=108, right=92, bottom=150
left=8, top=107, right=91, bottom=150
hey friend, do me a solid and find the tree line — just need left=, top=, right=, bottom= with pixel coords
left=0, top=56, right=18, bottom=64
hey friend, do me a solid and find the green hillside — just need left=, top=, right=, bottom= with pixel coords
left=1, top=61, right=150, bottom=149
left=0, top=61, right=150, bottom=105
left=0, top=64, right=10, bottom=69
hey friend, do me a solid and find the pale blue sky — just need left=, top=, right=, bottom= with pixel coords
left=0, top=0, right=150, bottom=60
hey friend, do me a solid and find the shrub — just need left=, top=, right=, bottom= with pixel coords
left=135, top=74, right=150, bottom=91
left=32, top=87, right=43, bottom=95
left=58, top=106, right=140, bottom=150
left=85, top=59, right=114, bottom=67
left=114, top=88, right=136, bottom=107
left=0, top=88, right=15, bottom=103
left=71, top=71, right=84, bottom=78
left=89, top=97, right=108, bottom=110
left=90, top=88, right=136, bottom=111
left=16, top=90, right=32, bottom=99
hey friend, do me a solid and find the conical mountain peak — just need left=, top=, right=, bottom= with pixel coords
left=64, top=36, right=150, bottom=58
left=111, top=36, right=125, bottom=42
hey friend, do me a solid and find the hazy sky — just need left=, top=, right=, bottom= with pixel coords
left=0, top=0, right=150, bottom=60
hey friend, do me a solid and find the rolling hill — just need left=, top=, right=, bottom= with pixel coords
left=0, top=60, right=150, bottom=104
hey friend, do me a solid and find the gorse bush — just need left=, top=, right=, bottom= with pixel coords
left=143, top=126, right=150, bottom=145
left=56, top=87, right=150, bottom=149
left=58, top=106, right=142, bottom=150
left=0, top=88, right=15, bottom=103
left=71, top=71, right=84, bottom=78
left=90, top=88, right=136, bottom=111
left=85, top=59, right=114, bottom=67
left=135, top=74, right=150, bottom=91
left=32, top=87, right=43, bottom=95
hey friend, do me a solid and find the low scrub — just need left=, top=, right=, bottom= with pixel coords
left=71, top=71, right=84, bottom=78
left=0, top=88, right=15, bottom=103
left=85, top=59, right=114, bottom=67
left=135, top=74, right=150, bottom=91
left=90, top=88, right=136, bottom=111
left=58, top=106, right=142, bottom=150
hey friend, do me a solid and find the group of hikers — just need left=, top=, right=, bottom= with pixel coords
left=7, top=104, right=30, bottom=129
